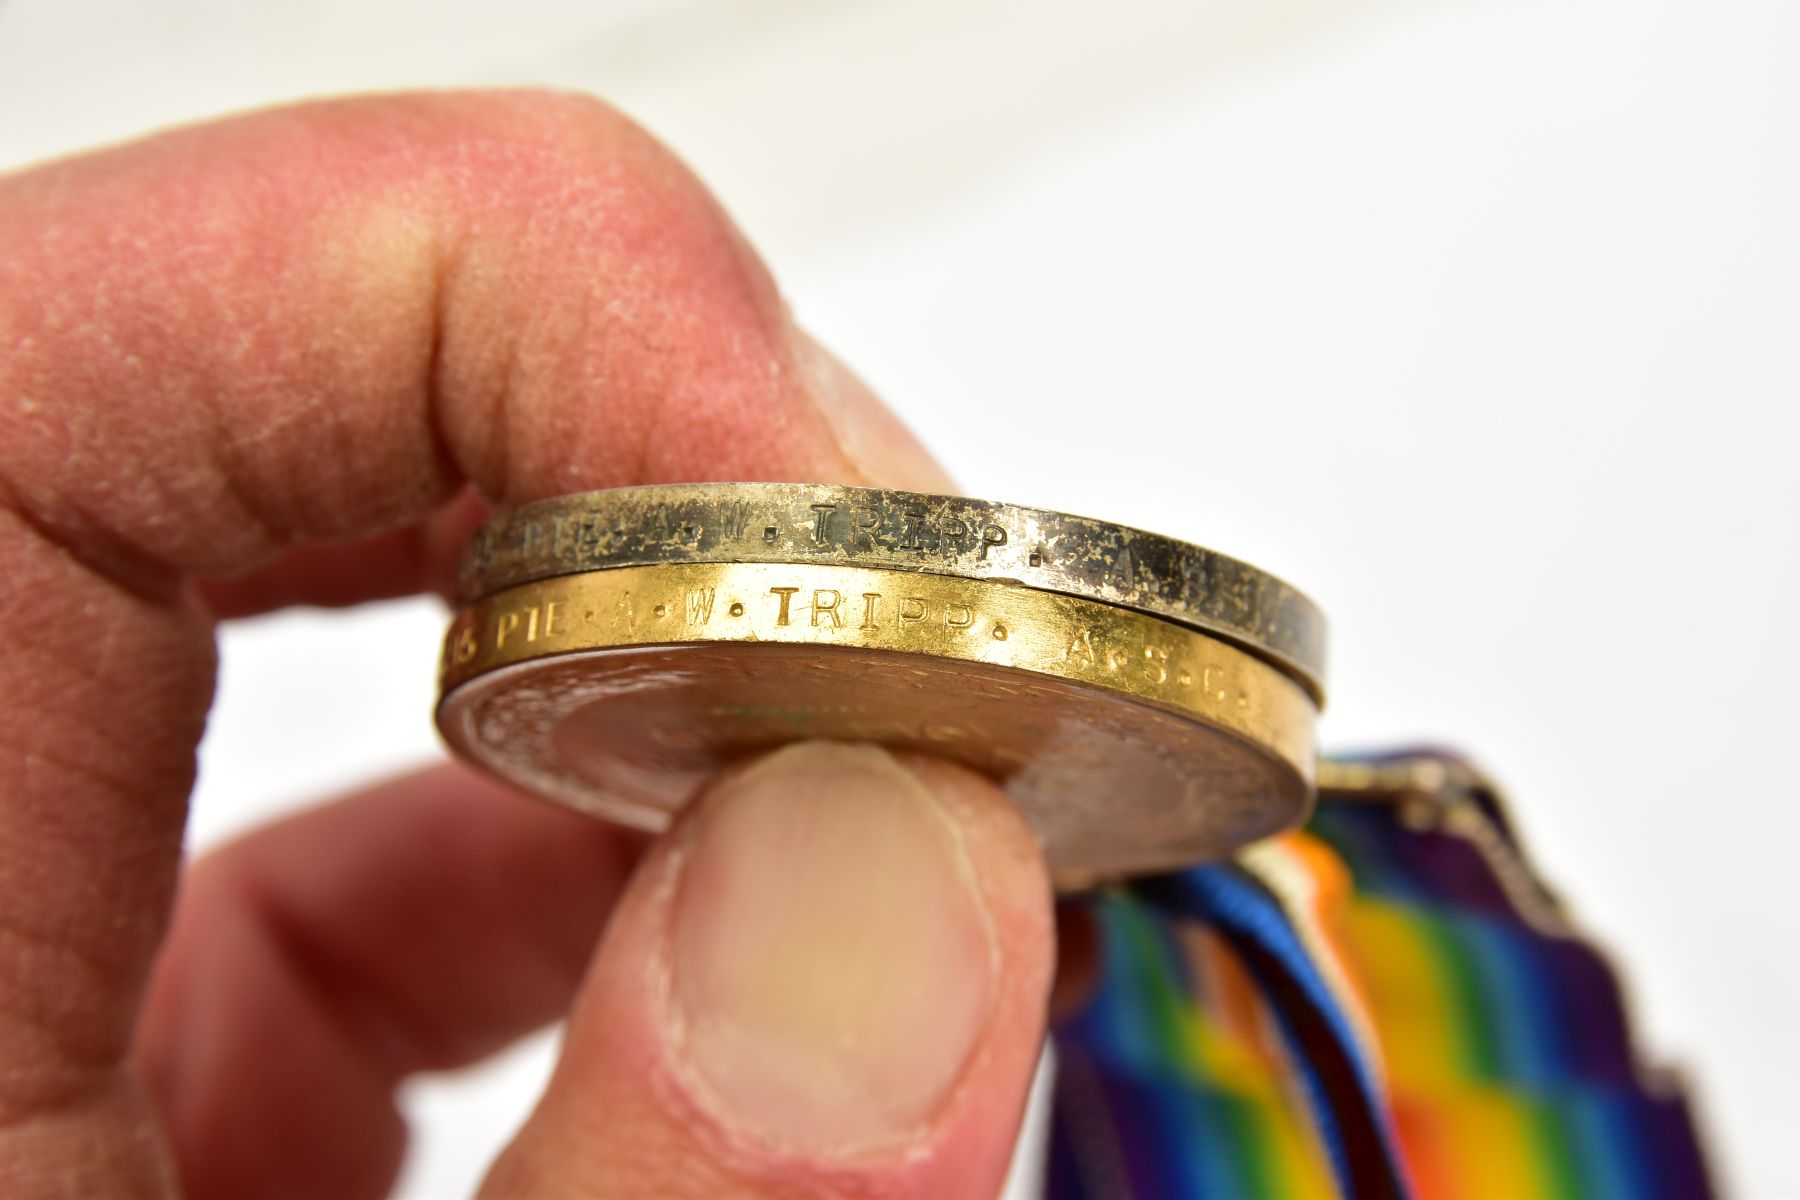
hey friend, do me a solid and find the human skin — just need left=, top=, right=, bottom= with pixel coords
left=0, top=91, right=1056, bottom=1198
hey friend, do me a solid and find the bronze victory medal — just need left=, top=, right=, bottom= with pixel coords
left=437, top=487, right=1327, bottom=885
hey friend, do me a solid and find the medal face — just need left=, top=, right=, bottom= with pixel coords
left=438, top=484, right=1326, bottom=884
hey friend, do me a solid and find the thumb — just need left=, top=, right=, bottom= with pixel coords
left=482, top=742, right=1056, bottom=1199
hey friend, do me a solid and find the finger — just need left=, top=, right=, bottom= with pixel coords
left=135, top=764, right=644, bottom=1200
left=484, top=742, right=1055, bottom=1200
left=192, top=487, right=490, bottom=617
left=0, top=89, right=945, bottom=1192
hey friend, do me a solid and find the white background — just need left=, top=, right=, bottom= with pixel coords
left=1, top=0, right=1795, bottom=1194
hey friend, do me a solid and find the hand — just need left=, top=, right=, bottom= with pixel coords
left=0, top=91, right=1054, bottom=1198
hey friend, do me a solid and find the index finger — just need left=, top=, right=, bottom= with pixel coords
left=0, top=89, right=942, bottom=1192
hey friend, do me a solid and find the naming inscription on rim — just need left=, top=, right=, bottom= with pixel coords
left=457, top=482, right=1328, bottom=704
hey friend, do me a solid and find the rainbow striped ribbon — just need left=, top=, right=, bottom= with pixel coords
left=1048, top=751, right=1715, bottom=1200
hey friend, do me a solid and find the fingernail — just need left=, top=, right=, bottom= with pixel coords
left=667, top=742, right=994, bottom=1155
left=798, top=334, right=958, bottom=491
